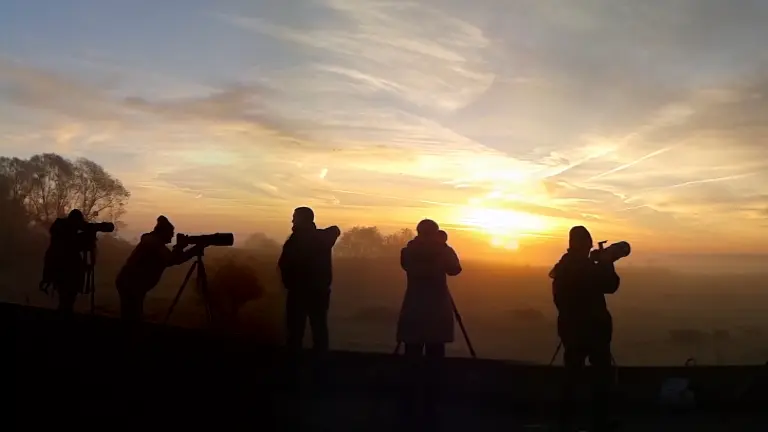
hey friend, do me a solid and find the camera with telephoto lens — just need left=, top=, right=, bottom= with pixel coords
left=83, top=222, right=116, bottom=234
left=589, top=240, right=631, bottom=263
left=80, top=221, right=116, bottom=248
left=176, top=233, right=235, bottom=248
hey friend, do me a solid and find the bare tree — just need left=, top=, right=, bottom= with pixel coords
left=0, top=153, right=130, bottom=227
left=71, top=157, right=130, bottom=224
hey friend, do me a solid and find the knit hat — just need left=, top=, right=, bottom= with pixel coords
left=154, top=215, right=174, bottom=233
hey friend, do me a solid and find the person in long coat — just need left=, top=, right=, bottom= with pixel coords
left=396, top=219, right=462, bottom=358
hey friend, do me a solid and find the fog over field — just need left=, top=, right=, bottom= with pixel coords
left=4, top=221, right=766, bottom=367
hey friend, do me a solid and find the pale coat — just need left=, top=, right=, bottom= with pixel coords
left=396, top=237, right=462, bottom=344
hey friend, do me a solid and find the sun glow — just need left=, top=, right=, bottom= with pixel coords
left=457, top=207, right=551, bottom=250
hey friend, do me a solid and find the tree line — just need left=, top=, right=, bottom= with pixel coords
left=0, top=152, right=411, bottom=260
left=243, top=226, right=416, bottom=258
left=0, top=152, right=130, bottom=229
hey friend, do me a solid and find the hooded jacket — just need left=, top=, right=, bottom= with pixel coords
left=396, top=235, right=462, bottom=344
left=550, top=251, right=620, bottom=343
left=42, top=217, right=88, bottom=287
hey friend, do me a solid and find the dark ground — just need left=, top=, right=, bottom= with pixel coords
left=6, top=302, right=767, bottom=431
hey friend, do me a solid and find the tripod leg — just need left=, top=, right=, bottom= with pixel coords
left=164, top=260, right=198, bottom=325
left=549, top=341, right=562, bottom=366
left=89, top=270, right=96, bottom=315
left=197, top=259, right=212, bottom=328
left=450, top=297, right=476, bottom=358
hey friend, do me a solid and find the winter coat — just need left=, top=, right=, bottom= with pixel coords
left=115, top=232, right=198, bottom=295
left=278, top=223, right=341, bottom=292
left=550, top=251, right=620, bottom=345
left=396, top=236, right=462, bottom=344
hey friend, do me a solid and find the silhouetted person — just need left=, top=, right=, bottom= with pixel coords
left=41, top=209, right=88, bottom=313
left=278, top=207, right=341, bottom=354
left=550, top=226, right=620, bottom=432
left=115, top=216, right=202, bottom=323
left=397, top=220, right=462, bottom=358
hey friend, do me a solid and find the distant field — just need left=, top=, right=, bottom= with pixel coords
left=3, top=245, right=768, bottom=366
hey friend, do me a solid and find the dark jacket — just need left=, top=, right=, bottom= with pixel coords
left=278, top=224, right=341, bottom=292
left=396, top=236, right=462, bottom=344
left=42, top=218, right=87, bottom=287
left=116, top=232, right=199, bottom=295
left=550, top=251, right=620, bottom=343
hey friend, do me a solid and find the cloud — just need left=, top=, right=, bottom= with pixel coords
left=4, top=0, right=768, bottom=252
left=0, top=57, right=124, bottom=123
left=218, top=0, right=496, bottom=113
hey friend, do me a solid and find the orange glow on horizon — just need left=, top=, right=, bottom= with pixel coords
left=454, top=205, right=552, bottom=250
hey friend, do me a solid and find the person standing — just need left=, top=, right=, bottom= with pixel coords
left=550, top=225, right=621, bottom=432
left=396, top=219, right=462, bottom=358
left=41, top=209, right=88, bottom=313
left=278, top=207, right=341, bottom=354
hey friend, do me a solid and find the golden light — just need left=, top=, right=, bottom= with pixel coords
left=457, top=206, right=551, bottom=250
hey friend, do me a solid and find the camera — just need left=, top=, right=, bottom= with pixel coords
left=83, top=222, right=116, bottom=234
left=79, top=221, right=116, bottom=250
left=590, top=240, right=631, bottom=263
left=176, top=233, right=235, bottom=248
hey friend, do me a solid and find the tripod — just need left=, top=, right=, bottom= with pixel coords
left=164, top=251, right=212, bottom=326
left=394, top=293, right=476, bottom=358
left=82, top=248, right=97, bottom=315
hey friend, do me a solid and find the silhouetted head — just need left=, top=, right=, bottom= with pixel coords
left=153, top=215, right=175, bottom=244
left=438, top=230, right=448, bottom=244
left=292, top=207, right=315, bottom=228
left=568, top=225, right=593, bottom=255
left=416, top=219, right=440, bottom=240
left=67, top=209, right=85, bottom=228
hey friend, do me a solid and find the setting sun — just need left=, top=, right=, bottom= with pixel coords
left=456, top=206, right=551, bottom=250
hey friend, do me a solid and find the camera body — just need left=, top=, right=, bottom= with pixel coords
left=176, top=233, right=235, bottom=248
left=590, top=240, right=631, bottom=263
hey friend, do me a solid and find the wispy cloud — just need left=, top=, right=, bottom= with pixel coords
left=2, top=0, right=768, bottom=254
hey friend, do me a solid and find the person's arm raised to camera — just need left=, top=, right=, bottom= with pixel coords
left=443, top=246, right=462, bottom=276
left=594, top=261, right=620, bottom=294
left=321, top=225, right=341, bottom=249
left=167, top=243, right=204, bottom=267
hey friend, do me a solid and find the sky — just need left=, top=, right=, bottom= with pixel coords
left=2, top=0, right=768, bottom=262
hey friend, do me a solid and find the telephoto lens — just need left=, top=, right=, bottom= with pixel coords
left=605, top=241, right=631, bottom=262
left=177, top=233, right=235, bottom=247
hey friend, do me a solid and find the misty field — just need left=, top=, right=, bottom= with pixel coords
left=3, top=238, right=768, bottom=367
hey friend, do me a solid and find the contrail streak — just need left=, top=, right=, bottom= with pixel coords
left=664, top=172, right=756, bottom=189
left=587, top=145, right=675, bottom=181
left=624, top=172, right=757, bottom=204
